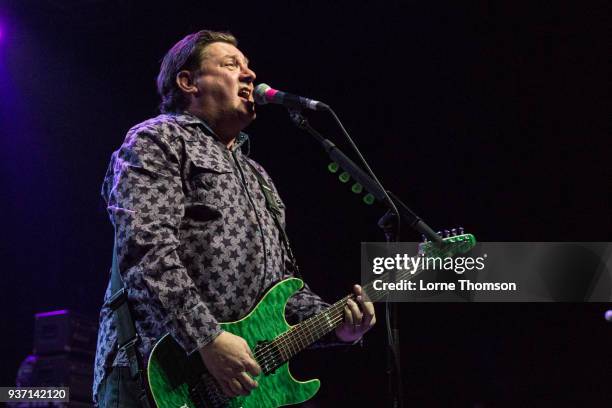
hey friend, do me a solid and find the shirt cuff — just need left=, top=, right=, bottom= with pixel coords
left=167, top=302, right=222, bottom=354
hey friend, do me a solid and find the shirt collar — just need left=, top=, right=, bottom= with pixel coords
left=172, top=111, right=214, bottom=133
left=172, top=111, right=250, bottom=155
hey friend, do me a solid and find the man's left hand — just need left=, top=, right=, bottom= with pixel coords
left=335, top=284, right=376, bottom=343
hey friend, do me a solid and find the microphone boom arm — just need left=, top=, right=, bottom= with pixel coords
left=288, top=109, right=443, bottom=244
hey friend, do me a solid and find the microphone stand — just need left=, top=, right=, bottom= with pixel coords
left=287, top=108, right=442, bottom=408
left=287, top=109, right=442, bottom=243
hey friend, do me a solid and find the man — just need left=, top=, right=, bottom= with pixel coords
left=94, top=30, right=376, bottom=407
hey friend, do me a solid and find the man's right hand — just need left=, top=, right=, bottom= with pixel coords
left=198, top=331, right=261, bottom=397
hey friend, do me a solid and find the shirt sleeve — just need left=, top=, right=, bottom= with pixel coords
left=105, top=128, right=222, bottom=354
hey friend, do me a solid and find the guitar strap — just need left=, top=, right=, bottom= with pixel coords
left=245, top=160, right=302, bottom=278
left=108, top=231, right=152, bottom=408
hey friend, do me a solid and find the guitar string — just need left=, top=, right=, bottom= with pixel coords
left=255, top=258, right=435, bottom=368
left=252, top=292, right=351, bottom=360
left=255, top=313, right=347, bottom=370
left=253, top=253, right=432, bottom=367
left=253, top=298, right=347, bottom=364
left=253, top=238, right=471, bottom=367
left=257, top=311, right=367, bottom=372
left=252, top=259, right=409, bottom=363
left=254, top=255, right=427, bottom=365
left=255, top=270, right=403, bottom=369
left=254, top=259, right=430, bottom=368
left=253, top=275, right=395, bottom=368
left=253, top=299, right=348, bottom=368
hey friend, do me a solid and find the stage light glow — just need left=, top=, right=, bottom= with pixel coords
left=35, top=309, right=69, bottom=318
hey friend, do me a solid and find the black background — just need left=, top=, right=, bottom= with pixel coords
left=0, top=1, right=610, bottom=406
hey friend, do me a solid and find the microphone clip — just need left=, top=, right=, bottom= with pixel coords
left=288, top=109, right=308, bottom=130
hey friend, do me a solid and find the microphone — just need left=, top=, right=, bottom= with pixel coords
left=254, top=83, right=330, bottom=111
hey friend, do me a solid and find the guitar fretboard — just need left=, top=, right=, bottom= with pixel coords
left=255, top=237, right=475, bottom=373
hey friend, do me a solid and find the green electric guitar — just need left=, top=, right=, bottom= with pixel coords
left=147, top=231, right=477, bottom=408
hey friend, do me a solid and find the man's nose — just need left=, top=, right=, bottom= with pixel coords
left=241, top=66, right=256, bottom=83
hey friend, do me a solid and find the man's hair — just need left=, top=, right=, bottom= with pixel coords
left=157, top=30, right=238, bottom=113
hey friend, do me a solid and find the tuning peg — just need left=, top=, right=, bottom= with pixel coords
left=351, top=183, right=363, bottom=194
left=363, top=193, right=375, bottom=205
left=451, top=228, right=457, bottom=236
left=328, top=162, right=339, bottom=173
left=458, top=226, right=464, bottom=235
left=436, top=231, right=442, bottom=238
left=444, top=229, right=450, bottom=238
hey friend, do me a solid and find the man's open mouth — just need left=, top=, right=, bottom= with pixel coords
left=238, top=88, right=251, bottom=100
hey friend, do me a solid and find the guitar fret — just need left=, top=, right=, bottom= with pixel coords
left=265, top=241, right=456, bottom=365
left=263, top=298, right=349, bottom=372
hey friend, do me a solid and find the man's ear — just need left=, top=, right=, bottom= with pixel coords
left=176, top=70, right=199, bottom=95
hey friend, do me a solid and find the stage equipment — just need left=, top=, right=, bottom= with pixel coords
left=10, top=310, right=96, bottom=407
left=34, top=310, right=97, bottom=356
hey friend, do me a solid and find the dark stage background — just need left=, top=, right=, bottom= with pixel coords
left=1, top=1, right=610, bottom=406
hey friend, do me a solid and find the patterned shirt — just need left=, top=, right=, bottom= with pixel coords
left=93, top=113, right=332, bottom=402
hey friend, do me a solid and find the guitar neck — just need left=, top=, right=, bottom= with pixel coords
left=266, top=295, right=352, bottom=364
left=270, top=255, right=433, bottom=364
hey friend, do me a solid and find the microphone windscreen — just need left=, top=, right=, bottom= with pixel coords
left=254, top=83, right=272, bottom=105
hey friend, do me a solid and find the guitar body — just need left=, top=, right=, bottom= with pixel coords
left=147, top=278, right=320, bottom=408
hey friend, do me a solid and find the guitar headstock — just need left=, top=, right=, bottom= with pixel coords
left=418, top=227, right=477, bottom=258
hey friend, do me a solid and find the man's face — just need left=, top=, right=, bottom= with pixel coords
left=194, top=42, right=256, bottom=127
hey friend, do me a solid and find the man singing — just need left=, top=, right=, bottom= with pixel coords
left=94, top=30, right=375, bottom=407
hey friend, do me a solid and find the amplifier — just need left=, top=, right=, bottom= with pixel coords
left=34, top=310, right=97, bottom=356
left=15, top=353, right=94, bottom=402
